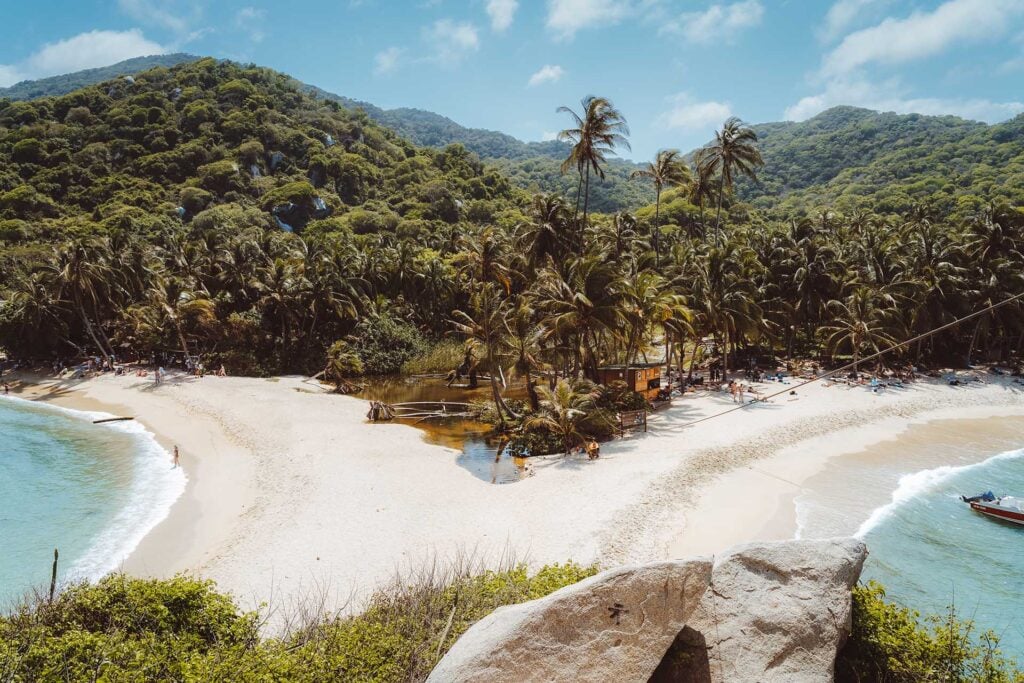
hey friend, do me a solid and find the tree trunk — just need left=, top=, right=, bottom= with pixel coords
left=573, top=169, right=584, bottom=221
left=75, top=293, right=111, bottom=365
left=581, top=166, right=592, bottom=252
left=174, top=320, right=191, bottom=364
left=967, top=318, right=982, bottom=366
left=524, top=365, right=540, bottom=412
left=722, top=326, right=730, bottom=381
left=713, top=182, right=725, bottom=247
left=654, top=186, right=661, bottom=267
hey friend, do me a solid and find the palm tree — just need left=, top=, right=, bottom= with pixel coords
left=688, top=157, right=717, bottom=240
left=1, top=272, right=74, bottom=355
left=698, top=117, right=764, bottom=246
left=47, top=239, right=117, bottom=364
left=534, top=255, right=624, bottom=381
left=502, top=300, right=546, bottom=411
left=631, top=149, right=691, bottom=266
left=148, top=276, right=217, bottom=363
left=821, top=288, right=900, bottom=372
left=323, top=340, right=364, bottom=393
left=520, top=193, right=571, bottom=266
left=557, top=96, right=630, bottom=240
left=451, top=282, right=519, bottom=426
left=523, top=379, right=601, bottom=455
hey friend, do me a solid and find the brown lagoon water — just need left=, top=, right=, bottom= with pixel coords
left=355, top=376, right=527, bottom=484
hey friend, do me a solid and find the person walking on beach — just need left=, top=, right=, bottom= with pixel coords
left=172, top=446, right=180, bottom=468
left=3, top=382, right=9, bottom=395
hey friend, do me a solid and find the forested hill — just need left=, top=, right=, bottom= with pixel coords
left=0, top=56, right=650, bottom=212
left=736, top=106, right=1024, bottom=216
left=305, top=87, right=566, bottom=161
left=301, top=85, right=652, bottom=213
left=3, top=56, right=1022, bottom=217
left=0, top=56, right=525, bottom=368
left=0, top=56, right=519, bottom=274
left=0, top=54, right=199, bottom=100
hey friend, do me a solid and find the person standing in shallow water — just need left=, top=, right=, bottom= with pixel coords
left=172, top=446, right=180, bottom=468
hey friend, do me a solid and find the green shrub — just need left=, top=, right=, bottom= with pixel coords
left=836, top=581, right=1024, bottom=682
left=351, top=314, right=426, bottom=375
left=0, top=562, right=597, bottom=682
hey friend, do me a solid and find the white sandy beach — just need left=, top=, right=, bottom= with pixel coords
left=13, top=370, right=1024, bottom=613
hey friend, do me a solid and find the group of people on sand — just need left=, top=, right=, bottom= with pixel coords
left=727, top=380, right=762, bottom=404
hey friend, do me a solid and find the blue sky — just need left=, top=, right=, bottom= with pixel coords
left=2, top=0, right=1023, bottom=159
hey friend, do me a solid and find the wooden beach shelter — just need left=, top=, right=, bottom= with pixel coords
left=596, top=362, right=663, bottom=401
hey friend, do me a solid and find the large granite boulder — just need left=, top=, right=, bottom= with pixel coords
left=427, top=558, right=713, bottom=683
left=651, top=538, right=868, bottom=682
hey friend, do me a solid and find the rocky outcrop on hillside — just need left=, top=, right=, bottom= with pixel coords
left=651, top=538, right=868, bottom=682
left=429, top=538, right=867, bottom=683
left=426, top=558, right=713, bottom=683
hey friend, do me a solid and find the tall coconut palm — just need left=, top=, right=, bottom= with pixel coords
left=520, top=193, right=571, bottom=266
left=698, top=117, right=764, bottom=246
left=821, top=288, right=900, bottom=372
left=148, top=276, right=217, bottom=363
left=534, top=255, right=624, bottom=381
left=688, top=156, right=717, bottom=240
left=557, top=96, right=630, bottom=241
left=451, top=282, right=518, bottom=426
left=47, top=239, right=117, bottom=364
left=631, top=149, right=691, bottom=266
left=502, top=300, right=546, bottom=411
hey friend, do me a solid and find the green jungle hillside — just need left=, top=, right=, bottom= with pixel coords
left=0, top=57, right=523, bottom=372
left=741, top=105, right=1024, bottom=217
left=0, top=54, right=199, bottom=101
left=5, top=56, right=1021, bottom=218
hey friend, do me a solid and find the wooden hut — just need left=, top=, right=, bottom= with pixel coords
left=596, top=363, right=663, bottom=401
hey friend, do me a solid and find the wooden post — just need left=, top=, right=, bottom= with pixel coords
left=49, top=548, right=58, bottom=603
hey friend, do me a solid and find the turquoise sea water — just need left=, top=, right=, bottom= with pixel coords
left=0, top=397, right=185, bottom=607
left=795, top=416, right=1024, bottom=655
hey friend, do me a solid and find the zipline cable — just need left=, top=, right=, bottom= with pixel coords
left=676, top=290, right=1024, bottom=429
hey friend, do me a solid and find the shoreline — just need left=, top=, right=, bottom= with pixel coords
left=7, top=370, right=1024, bottom=613
left=664, top=406, right=1024, bottom=560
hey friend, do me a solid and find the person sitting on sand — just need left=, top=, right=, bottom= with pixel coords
left=217, top=364, right=226, bottom=377
left=586, top=439, right=600, bottom=460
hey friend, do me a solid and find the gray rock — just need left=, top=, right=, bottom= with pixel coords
left=651, top=538, right=868, bottom=683
left=427, top=558, right=713, bottom=683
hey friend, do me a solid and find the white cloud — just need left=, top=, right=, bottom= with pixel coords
left=661, top=1, right=763, bottom=44
left=0, top=65, right=24, bottom=88
left=822, top=0, right=1024, bottom=77
left=541, top=131, right=558, bottom=141
left=486, top=0, right=518, bottom=32
left=423, top=19, right=480, bottom=65
left=374, top=46, right=403, bottom=75
left=818, top=0, right=887, bottom=43
left=234, top=7, right=267, bottom=43
left=785, top=76, right=1024, bottom=123
left=528, top=64, right=565, bottom=87
left=657, top=93, right=732, bottom=133
left=0, top=29, right=168, bottom=86
left=546, top=0, right=629, bottom=40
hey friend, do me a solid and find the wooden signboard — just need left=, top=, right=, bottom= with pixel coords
left=618, top=410, right=647, bottom=434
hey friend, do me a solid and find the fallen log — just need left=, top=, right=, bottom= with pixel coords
left=93, top=416, right=134, bottom=424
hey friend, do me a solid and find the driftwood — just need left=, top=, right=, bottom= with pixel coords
left=367, top=400, right=474, bottom=422
left=93, top=416, right=134, bottom=424
left=367, top=400, right=395, bottom=421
